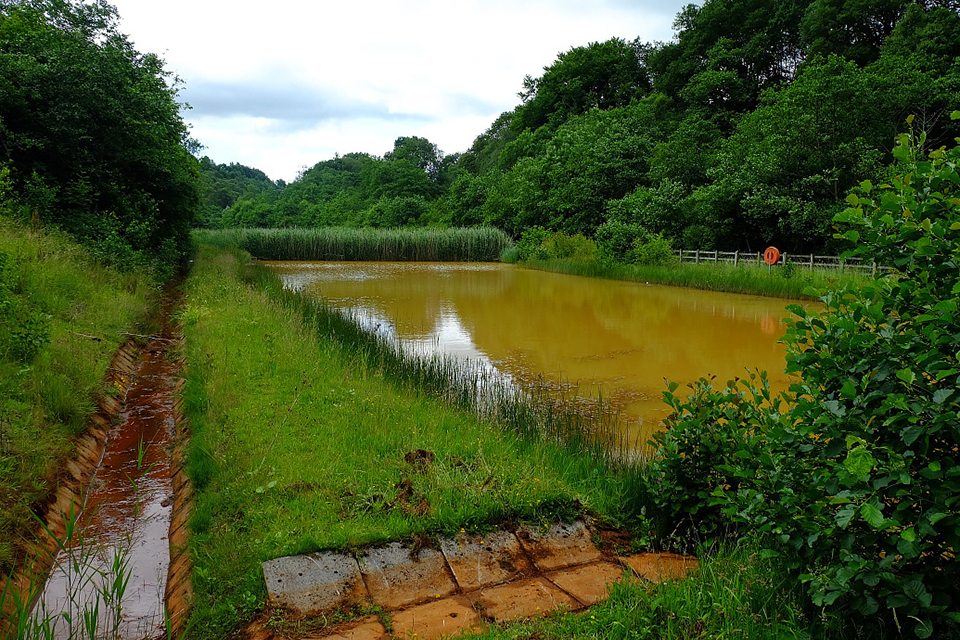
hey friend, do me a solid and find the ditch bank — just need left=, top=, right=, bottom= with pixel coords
left=0, top=292, right=193, bottom=638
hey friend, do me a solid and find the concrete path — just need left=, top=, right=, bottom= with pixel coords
left=253, top=520, right=697, bottom=639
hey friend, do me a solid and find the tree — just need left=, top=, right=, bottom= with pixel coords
left=0, top=0, right=201, bottom=271
left=514, top=38, right=651, bottom=132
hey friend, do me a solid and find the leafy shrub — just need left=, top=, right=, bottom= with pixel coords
left=630, top=232, right=676, bottom=266
left=0, top=251, right=51, bottom=362
left=650, top=120, right=960, bottom=638
left=594, top=220, right=644, bottom=265
left=543, top=232, right=596, bottom=260
left=649, top=372, right=781, bottom=545
left=515, top=226, right=551, bottom=261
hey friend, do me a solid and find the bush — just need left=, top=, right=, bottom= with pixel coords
left=515, top=226, right=551, bottom=261
left=650, top=119, right=960, bottom=638
left=630, top=232, right=676, bottom=266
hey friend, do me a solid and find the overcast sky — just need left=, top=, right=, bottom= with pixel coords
left=109, top=0, right=693, bottom=182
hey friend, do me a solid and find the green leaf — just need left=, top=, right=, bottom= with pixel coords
left=901, top=527, right=917, bottom=542
left=896, top=369, right=916, bottom=386
left=861, top=502, right=884, bottom=528
left=901, top=424, right=924, bottom=445
left=844, top=447, right=875, bottom=479
left=933, top=388, right=952, bottom=405
left=916, top=619, right=933, bottom=639
left=823, top=400, right=846, bottom=417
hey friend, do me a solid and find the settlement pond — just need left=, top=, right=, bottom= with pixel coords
left=267, top=261, right=803, bottom=447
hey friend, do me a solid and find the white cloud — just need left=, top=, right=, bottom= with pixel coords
left=111, top=0, right=690, bottom=181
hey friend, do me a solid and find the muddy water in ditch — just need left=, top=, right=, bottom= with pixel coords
left=35, top=334, right=178, bottom=638
left=268, top=261, right=811, bottom=447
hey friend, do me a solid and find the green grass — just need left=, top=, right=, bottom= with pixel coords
left=523, top=258, right=869, bottom=300
left=0, top=216, right=153, bottom=577
left=180, top=244, right=652, bottom=637
left=196, top=226, right=514, bottom=262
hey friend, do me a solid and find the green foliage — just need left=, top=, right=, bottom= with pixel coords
left=0, top=215, right=151, bottom=577
left=0, top=0, right=201, bottom=271
left=631, top=232, right=676, bottom=266
left=515, top=226, right=551, bottom=261
left=198, top=226, right=513, bottom=262
left=514, top=38, right=651, bottom=132
left=649, top=128, right=960, bottom=637
left=0, top=250, right=50, bottom=362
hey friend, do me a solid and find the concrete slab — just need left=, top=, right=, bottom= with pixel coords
left=468, top=577, right=579, bottom=622
left=440, top=530, right=534, bottom=591
left=621, top=552, right=699, bottom=583
left=390, top=596, right=482, bottom=639
left=262, top=552, right=368, bottom=614
left=360, top=543, right=457, bottom=609
left=305, top=616, right=388, bottom=639
left=517, top=520, right=602, bottom=571
left=546, top=561, right=627, bottom=606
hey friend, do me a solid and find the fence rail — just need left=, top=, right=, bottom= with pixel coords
left=674, top=250, right=887, bottom=274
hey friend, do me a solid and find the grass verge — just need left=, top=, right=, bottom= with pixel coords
left=179, top=244, right=653, bottom=637
left=0, top=216, right=153, bottom=576
left=522, top=258, right=868, bottom=300
left=196, top=226, right=514, bottom=262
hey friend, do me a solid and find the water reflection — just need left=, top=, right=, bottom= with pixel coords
left=269, top=261, right=802, bottom=445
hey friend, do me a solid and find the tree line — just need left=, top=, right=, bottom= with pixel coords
left=0, top=0, right=201, bottom=276
left=206, top=0, right=960, bottom=254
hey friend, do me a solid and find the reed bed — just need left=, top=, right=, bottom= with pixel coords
left=197, top=226, right=514, bottom=262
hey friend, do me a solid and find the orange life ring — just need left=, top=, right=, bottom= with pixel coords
left=763, top=246, right=780, bottom=266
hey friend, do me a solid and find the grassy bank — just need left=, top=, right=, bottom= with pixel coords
left=197, top=226, right=514, bottom=262
left=179, top=244, right=651, bottom=637
left=519, top=257, right=868, bottom=300
left=0, top=216, right=153, bottom=574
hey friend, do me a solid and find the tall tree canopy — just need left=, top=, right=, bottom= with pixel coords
left=0, top=0, right=201, bottom=269
left=214, top=0, right=960, bottom=254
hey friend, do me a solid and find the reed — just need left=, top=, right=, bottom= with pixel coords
left=196, top=226, right=514, bottom=262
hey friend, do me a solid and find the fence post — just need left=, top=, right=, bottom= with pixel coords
left=695, top=249, right=700, bottom=264
left=734, top=250, right=739, bottom=267
left=872, top=261, right=877, bottom=277
left=809, top=254, right=814, bottom=271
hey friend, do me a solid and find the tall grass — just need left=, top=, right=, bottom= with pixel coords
left=0, top=216, right=152, bottom=577
left=196, top=226, right=514, bottom=262
left=525, top=257, right=869, bottom=300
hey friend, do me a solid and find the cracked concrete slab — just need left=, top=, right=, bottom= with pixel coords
left=621, top=552, right=699, bottom=582
left=517, top=520, right=602, bottom=571
left=304, top=616, right=388, bottom=639
left=546, top=562, right=628, bottom=606
left=262, top=552, right=367, bottom=614
left=390, top=595, right=481, bottom=639
left=468, top=576, right=580, bottom=621
left=360, top=543, right=457, bottom=609
left=440, top=530, right=534, bottom=591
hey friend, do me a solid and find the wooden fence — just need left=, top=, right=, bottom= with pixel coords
left=674, top=250, right=886, bottom=275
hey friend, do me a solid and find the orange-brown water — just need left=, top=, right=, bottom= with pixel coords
left=270, top=262, right=807, bottom=446
left=34, top=336, right=177, bottom=638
